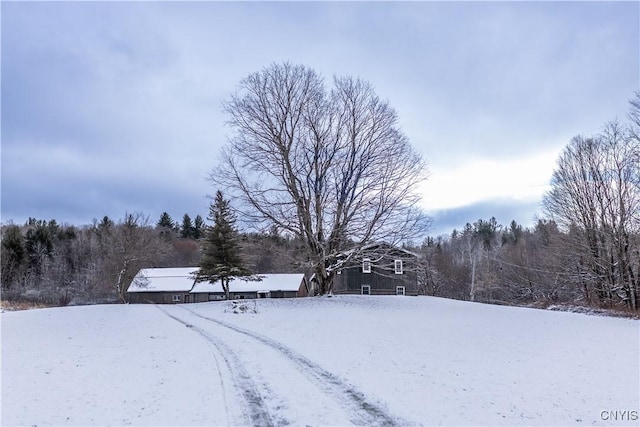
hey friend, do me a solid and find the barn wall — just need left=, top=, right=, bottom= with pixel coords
left=128, top=293, right=161, bottom=304
left=270, top=290, right=298, bottom=298
left=332, top=254, right=419, bottom=296
left=191, top=293, right=208, bottom=303
left=229, top=292, right=258, bottom=299
left=191, top=293, right=225, bottom=302
left=127, top=292, right=189, bottom=304
left=297, top=283, right=309, bottom=297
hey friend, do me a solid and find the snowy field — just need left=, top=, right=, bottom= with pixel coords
left=2, top=296, right=638, bottom=426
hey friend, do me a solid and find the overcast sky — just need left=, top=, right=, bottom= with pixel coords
left=2, top=1, right=638, bottom=236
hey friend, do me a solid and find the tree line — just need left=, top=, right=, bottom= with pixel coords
left=2, top=63, right=638, bottom=312
left=0, top=211, right=308, bottom=305
left=2, top=209, right=637, bottom=312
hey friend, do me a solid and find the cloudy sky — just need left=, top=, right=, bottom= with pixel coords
left=2, top=1, right=638, bottom=236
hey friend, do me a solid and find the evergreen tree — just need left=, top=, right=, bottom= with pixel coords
left=157, top=212, right=176, bottom=241
left=180, top=214, right=194, bottom=239
left=195, top=191, right=253, bottom=300
left=193, top=215, right=205, bottom=240
left=1, top=225, right=26, bottom=289
left=157, top=212, right=175, bottom=229
left=99, top=216, right=114, bottom=229
left=94, top=215, right=114, bottom=243
left=24, top=221, right=54, bottom=277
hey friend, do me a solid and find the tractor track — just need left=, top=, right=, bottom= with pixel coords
left=178, top=304, right=405, bottom=426
left=156, top=305, right=279, bottom=426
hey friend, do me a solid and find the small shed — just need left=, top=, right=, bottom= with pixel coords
left=190, top=274, right=307, bottom=302
left=127, top=267, right=197, bottom=304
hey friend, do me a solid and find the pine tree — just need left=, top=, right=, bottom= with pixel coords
left=157, top=212, right=175, bottom=229
left=157, top=212, right=175, bottom=241
left=180, top=214, right=194, bottom=239
left=1, top=225, right=26, bottom=289
left=193, top=215, right=205, bottom=240
left=195, top=191, right=253, bottom=300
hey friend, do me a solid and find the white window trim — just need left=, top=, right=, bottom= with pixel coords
left=394, top=259, right=403, bottom=274
left=396, top=286, right=405, bottom=296
left=172, top=295, right=181, bottom=302
left=361, top=285, right=371, bottom=295
left=362, top=258, right=371, bottom=273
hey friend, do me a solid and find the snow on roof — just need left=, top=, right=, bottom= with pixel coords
left=335, top=243, right=420, bottom=263
left=128, top=267, right=197, bottom=293
left=128, top=268, right=305, bottom=294
left=190, top=274, right=305, bottom=294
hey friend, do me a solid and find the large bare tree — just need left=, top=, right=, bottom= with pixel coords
left=212, top=63, right=429, bottom=294
left=543, top=117, right=640, bottom=309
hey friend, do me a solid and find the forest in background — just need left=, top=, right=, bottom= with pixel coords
left=1, top=211, right=638, bottom=315
left=0, top=212, right=308, bottom=306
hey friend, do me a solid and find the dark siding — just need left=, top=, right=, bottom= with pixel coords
left=128, top=292, right=187, bottom=304
left=333, top=251, right=419, bottom=295
left=270, top=290, right=298, bottom=298
left=131, top=281, right=306, bottom=303
left=191, top=293, right=226, bottom=302
left=229, top=292, right=257, bottom=300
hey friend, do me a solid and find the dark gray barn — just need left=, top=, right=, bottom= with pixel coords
left=127, top=268, right=307, bottom=303
left=190, top=274, right=307, bottom=301
left=127, top=267, right=197, bottom=304
left=331, top=243, right=419, bottom=296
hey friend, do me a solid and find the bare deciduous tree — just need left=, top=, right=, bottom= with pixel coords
left=212, top=63, right=429, bottom=294
left=98, top=213, right=170, bottom=303
left=543, top=118, right=640, bottom=309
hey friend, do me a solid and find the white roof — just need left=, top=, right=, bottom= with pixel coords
left=128, top=267, right=197, bottom=293
left=128, top=268, right=304, bottom=294
left=190, top=274, right=305, bottom=294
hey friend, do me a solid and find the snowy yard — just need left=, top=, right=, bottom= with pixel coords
left=2, top=296, right=638, bottom=426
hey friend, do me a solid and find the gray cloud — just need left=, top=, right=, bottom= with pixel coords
left=428, top=199, right=544, bottom=238
left=2, top=1, right=637, bottom=230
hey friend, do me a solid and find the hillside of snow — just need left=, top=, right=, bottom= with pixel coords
left=2, top=296, right=638, bottom=426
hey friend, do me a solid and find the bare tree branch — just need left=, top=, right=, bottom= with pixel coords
left=211, top=63, right=430, bottom=294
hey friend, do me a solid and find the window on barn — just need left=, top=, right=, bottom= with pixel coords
left=362, top=258, right=371, bottom=273
left=396, top=286, right=405, bottom=296
left=394, top=260, right=403, bottom=274
left=172, top=295, right=181, bottom=302
left=361, top=285, right=371, bottom=295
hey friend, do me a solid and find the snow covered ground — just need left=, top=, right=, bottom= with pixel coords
left=2, top=296, right=638, bottom=426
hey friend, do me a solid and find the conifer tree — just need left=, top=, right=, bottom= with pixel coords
left=195, top=191, right=254, bottom=299
left=1, top=225, right=26, bottom=289
left=157, top=212, right=175, bottom=229
left=181, top=214, right=194, bottom=239
left=157, top=212, right=175, bottom=241
left=193, top=215, right=205, bottom=240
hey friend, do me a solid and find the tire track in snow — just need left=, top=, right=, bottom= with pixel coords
left=179, top=305, right=406, bottom=426
left=155, top=305, right=278, bottom=427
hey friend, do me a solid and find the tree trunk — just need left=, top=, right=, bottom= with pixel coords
left=222, top=277, right=230, bottom=300
left=469, top=255, right=476, bottom=302
left=314, top=264, right=332, bottom=295
left=116, top=261, right=130, bottom=304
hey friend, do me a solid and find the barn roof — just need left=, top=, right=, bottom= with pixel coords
left=190, top=274, right=305, bottom=294
left=341, top=242, right=420, bottom=258
left=128, top=268, right=305, bottom=294
left=128, top=267, right=197, bottom=293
